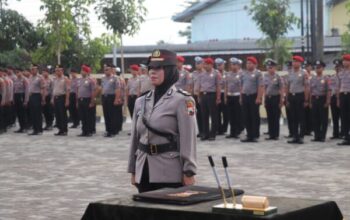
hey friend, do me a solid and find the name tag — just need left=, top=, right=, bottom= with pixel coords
left=321, top=80, right=325, bottom=84
left=110, top=79, right=113, bottom=82
left=85, top=80, right=89, bottom=84
left=252, top=74, right=255, bottom=78
left=210, top=74, right=214, bottom=77
left=236, top=75, right=240, bottom=79
left=298, top=74, right=302, bottom=77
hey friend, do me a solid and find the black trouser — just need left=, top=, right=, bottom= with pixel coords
left=42, top=94, right=54, bottom=127
left=3, top=104, right=12, bottom=128
left=128, top=95, right=137, bottom=118
left=303, top=106, right=313, bottom=135
left=0, top=95, right=5, bottom=132
left=217, top=93, right=229, bottom=134
left=340, top=93, right=350, bottom=141
left=200, top=93, right=218, bottom=138
left=54, top=95, right=68, bottom=133
left=14, top=93, right=27, bottom=131
left=265, top=95, right=281, bottom=138
left=242, top=94, right=260, bottom=139
left=288, top=93, right=305, bottom=140
left=136, top=159, right=183, bottom=193
left=68, top=93, right=79, bottom=126
left=116, top=103, right=123, bottom=133
left=285, top=104, right=293, bottom=136
left=193, top=95, right=203, bottom=135
left=330, top=95, right=342, bottom=138
left=227, top=96, right=243, bottom=136
left=28, top=93, right=43, bottom=133
left=78, top=97, right=94, bottom=135
left=311, top=96, right=328, bottom=140
left=102, top=95, right=119, bottom=134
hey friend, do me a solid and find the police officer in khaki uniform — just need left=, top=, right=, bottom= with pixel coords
left=68, top=68, right=80, bottom=128
left=225, top=57, right=243, bottom=139
left=127, top=64, right=141, bottom=118
left=263, top=59, right=284, bottom=140
left=0, top=67, right=7, bottom=134
left=175, top=56, right=191, bottom=92
left=198, top=57, right=221, bottom=141
left=329, top=59, right=343, bottom=139
left=286, top=56, right=310, bottom=144
left=215, top=58, right=229, bottom=135
left=139, top=64, right=153, bottom=95
left=337, top=54, right=350, bottom=145
left=28, top=64, right=45, bottom=135
left=309, top=60, right=330, bottom=142
left=52, top=65, right=70, bottom=136
left=77, top=64, right=96, bottom=137
left=13, top=68, right=29, bottom=133
left=303, top=60, right=314, bottom=136
left=192, top=56, right=204, bottom=137
left=240, top=56, right=264, bottom=142
left=42, top=67, right=54, bottom=130
left=101, top=63, right=122, bottom=137
left=128, top=49, right=197, bottom=193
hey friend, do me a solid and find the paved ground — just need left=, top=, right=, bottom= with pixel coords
left=0, top=122, right=349, bottom=220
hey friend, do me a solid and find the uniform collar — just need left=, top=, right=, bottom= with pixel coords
left=145, top=85, right=176, bottom=108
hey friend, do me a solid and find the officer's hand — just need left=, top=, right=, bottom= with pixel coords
left=279, top=102, right=284, bottom=109
left=255, top=98, right=262, bottom=105
left=324, top=102, right=330, bottom=108
left=65, top=100, right=69, bottom=107
left=131, top=174, right=136, bottom=186
left=337, top=100, right=340, bottom=108
left=41, top=99, right=46, bottom=106
left=216, top=98, right=221, bottom=105
left=307, top=102, right=311, bottom=108
left=183, top=175, right=195, bottom=186
left=23, top=102, right=28, bottom=107
left=114, top=99, right=121, bottom=106
left=89, top=102, right=95, bottom=108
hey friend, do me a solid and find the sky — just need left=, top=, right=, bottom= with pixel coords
left=6, top=0, right=190, bottom=46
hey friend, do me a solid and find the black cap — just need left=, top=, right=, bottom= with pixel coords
left=16, top=67, right=24, bottom=72
left=105, top=63, right=116, bottom=68
left=285, top=61, right=292, bottom=67
left=333, top=59, right=342, bottom=66
left=70, top=67, right=79, bottom=73
left=147, top=49, right=177, bottom=68
left=31, top=63, right=39, bottom=68
left=314, top=60, right=326, bottom=68
left=304, top=60, right=313, bottom=66
left=265, top=58, right=278, bottom=66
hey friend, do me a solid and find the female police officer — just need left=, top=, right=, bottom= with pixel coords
left=127, top=49, right=197, bottom=193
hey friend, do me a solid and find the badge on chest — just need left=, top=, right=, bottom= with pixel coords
left=186, top=100, right=195, bottom=116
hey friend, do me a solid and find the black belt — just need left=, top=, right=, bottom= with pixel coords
left=54, top=95, right=65, bottom=99
left=289, top=92, right=303, bottom=96
left=201, top=92, right=216, bottom=95
left=138, top=143, right=178, bottom=155
left=312, top=95, right=325, bottom=99
left=340, top=92, right=349, bottom=95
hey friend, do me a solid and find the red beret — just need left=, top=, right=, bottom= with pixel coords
left=247, top=56, right=258, bottom=65
left=342, top=54, right=350, bottom=61
left=130, top=64, right=139, bottom=71
left=177, top=56, right=185, bottom=63
left=81, top=64, right=91, bottom=73
left=292, top=55, right=304, bottom=63
left=204, top=58, right=214, bottom=65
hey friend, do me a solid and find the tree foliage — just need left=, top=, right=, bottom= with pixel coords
left=248, top=0, right=299, bottom=61
left=0, top=9, right=41, bottom=51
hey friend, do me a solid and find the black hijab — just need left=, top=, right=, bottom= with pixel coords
left=154, top=65, right=179, bottom=105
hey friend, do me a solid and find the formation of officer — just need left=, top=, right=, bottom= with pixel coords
left=1, top=53, right=350, bottom=146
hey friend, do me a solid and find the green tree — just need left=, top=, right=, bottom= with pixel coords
left=341, top=1, right=350, bottom=53
left=39, top=0, right=94, bottom=65
left=0, top=48, right=31, bottom=68
left=248, top=0, right=299, bottom=62
left=178, top=25, right=191, bottom=44
left=95, top=0, right=147, bottom=73
left=0, top=9, right=40, bottom=51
